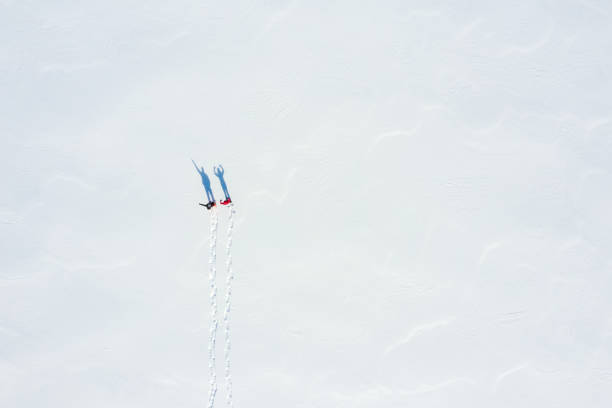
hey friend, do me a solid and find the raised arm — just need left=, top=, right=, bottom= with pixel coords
left=214, top=164, right=224, bottom=176
left=191, top=159, right=202, bottom=174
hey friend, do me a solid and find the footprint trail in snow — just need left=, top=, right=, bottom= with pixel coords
left=223, top=205, right=236, bottom=408
left=207, top=210, right=219, bottom=408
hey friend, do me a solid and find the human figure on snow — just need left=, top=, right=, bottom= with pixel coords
left=214, top=164, right=232, bottom=205
left=192, top=159, right=216, bottom=209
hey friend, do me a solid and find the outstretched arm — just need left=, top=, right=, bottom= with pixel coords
left=191, top=159, right=202, bottom=174
left=215, top=164, right=224, bottom=175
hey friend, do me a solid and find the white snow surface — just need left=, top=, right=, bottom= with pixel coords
left=3, top=1, right=612, bottom=407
